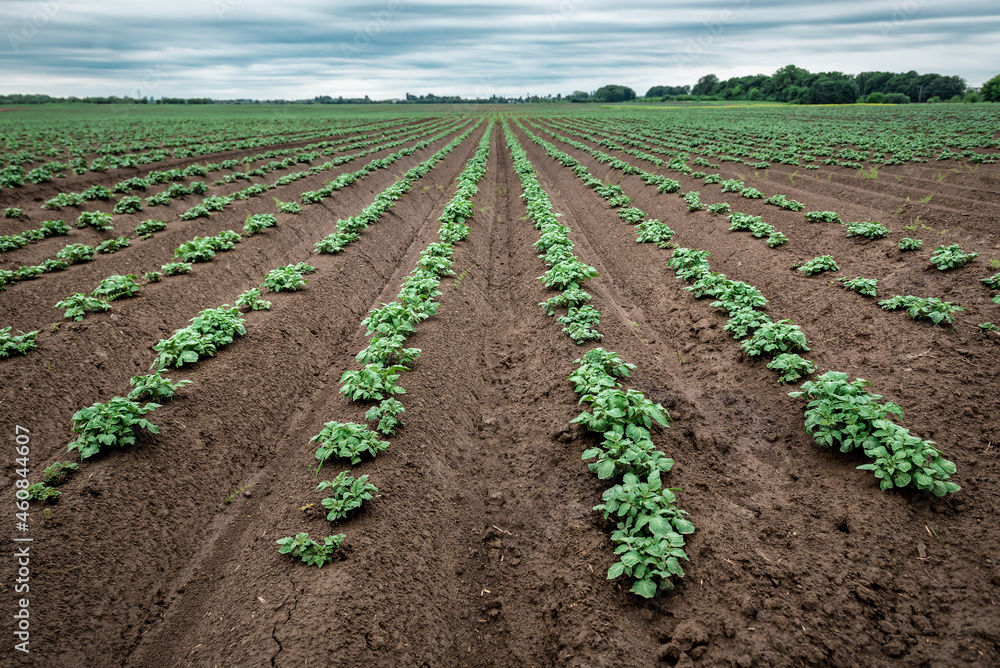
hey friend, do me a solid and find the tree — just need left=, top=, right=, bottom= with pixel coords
left=593, top=85, right=636, bottom=103
left=865, top=92, right=885, bottom=104
left=747, top=87, right=763, bottom=101
left=691, top=74, right=719, bottom=96
left=982, top=74, right=1000, bottom=102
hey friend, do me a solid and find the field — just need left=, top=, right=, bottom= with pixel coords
left=2, top=103, right=999, bottom=667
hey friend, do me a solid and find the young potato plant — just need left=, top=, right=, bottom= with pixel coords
left=897, top=237, right=923, bottom=251
left=174, top=237, right=217, bottom=262
left=96, top=237, right=131, bottom=254
left=634, top=219, right=675, bottom=247
left=538, top=260, right=599, bottom=290
left=839, top=276, right=878, bottom=297
left=77, top=210, right=114, bottom=231
left=681, top=191, right=704, bottom=211
left=804, top=211, right=842, bottom=223
left=113, top=196, right=143, bottom=214
left=706, top=202, right=730, bottom=215
left=797, top=255, right=840, bottom=276
left=276, top=533, right=345, bottom=568
left=263, top=263, right=314, bottom=292
left=764, top=194, right=804, bottom=211
left=5, top=207, right=23, bottom=218
left=727, top=212, right=760, bottom=232
left=930, top=244, right=978, bottom=270
left=722, top=307, right=772, bottom=340
left=127, top=371, right=191, bottom=402
left=92, top=274, right=141, bottom=300
left=558, top=305, right=603, bottom=344
left=667, top=248, right=711, bottom=283
left=274, top=198, right=301, bottom=214
left=1, top=327, right=38, bottom=358
left=539, top=287, right=592, bottom=316
left=366, top=398, right=405, bottom=435
left=582, top=422, right=675, bottom=480
left=766, top=353, right=816, bottom=383
left=748, top=220, right=775, bottom=238
left=741, top=320, right=810, bottom=357
left=618, top=207, right=646, bottom=224
left=790, top=371, right=959, bottom=496
left=55, top=293, right=112, bottom=321
left=144, top=272, right=161, bottom=283
left=56, top=244, right=96, bottom=264
left=317, top=471, right=379, bottom=522
left=135, top=219, right=166, bottom=238
left=244, top=213, right=278, bottom=235
left=152, top=305, right=246, bottom=369
left=235, top=287, right=271, bottom=311
left=845, top=221, right=890, bottom=240
left=311, top=421, right=389, bottom=468
left=740, top=186, right=764, bottom=199
left=339, top=364, right=407, bottom=402
left=67, top=397, right=160, bottom=459
left=161, top=262, right=192, bottom=276
left=767, top=231, right=788, bottom=247
left=720, top=179, right=744, bottom=193
left=879, top=295, right=963, bottom=325
left=980, top=273, right=1000, bottom=290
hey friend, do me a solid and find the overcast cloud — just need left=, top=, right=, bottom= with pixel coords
left=1, top=0, right=997, bottom=99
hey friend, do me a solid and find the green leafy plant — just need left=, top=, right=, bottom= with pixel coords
left=558, top=305, right=603, bottom=344
left=174, top=237, right=216, bottom=262
left=634, top=219, right=674, bottom=246
left=56, top=243, right=96, bottom=264
left=706, top=202, right=731, bottom=215
left=845, top=221, right=890, bottom=240
left=91, top=274, right=140, bottom=300
left=135, top=219, right=166, bottom=238
left=96, top=236, right=131, bottom=254
left=311, top=421, right=389, bottom=467
left=26, top=483, right=60, bottom=502
left=879, top=295, right=963, bottom=325
left=766, top=353, right=816, bottom=383
left=1, top=327, right=38, bottom=358
left=804, top=211, right=842, bottom=223
left=263, top=264, right=311, bottom=292
left=839, top=276, right=878, bottom=297
left=235, top=287, right=271, bottom=311
left=790, top=371, right=959, bottom=496
left=127, top=371, right=191, bottom=401
left=897, top=237, right=923, bottom=251
left=617, top=207, right=645, bottom=224
left=276, top=533, right=345, bottom=568
left=539, top=287, right=592, bottom=315
left=43, top=461, right=79, bottom=484
left=144, top=271, right=162, bottom=282
left=365, top=398, right=405, bottom=435
left=317, top=471, right=379, bottom=522
left=798, top=255, right=840, bottom=275
left=113, top=196, right=143, bottom=214
left=161, top=262, right=192, bottom=276
left=742, top=320, right=809, bottom=357
left=54, top=293, right=112, bottom=320
left=582, top=422, right=674, bottom=480
left=67, top=397, right=160, bottom=459
left=538, top=259, right=599, bottom=290
left=767, top=231, right=788, bottom=247
left=978, top=322, right=998, bottom=332
left=681, top=191, right=704, bottom=211
left=4, top=207, right=23, bottom=218
left=339, top=364, right=406, bottom=401
left=243, top=213, right=278, bottom=235
left=77, top=210, right=114, bottom=231
left=152, top=305, right=246, bottom=369
left=764, top=194, right=804, bottom=211
left=979, top=273, right=1000, bottom=290
left=930, top=244, right=978, bottom=270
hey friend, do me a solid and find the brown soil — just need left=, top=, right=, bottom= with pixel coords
left=1, top=118, right=998, bottom=668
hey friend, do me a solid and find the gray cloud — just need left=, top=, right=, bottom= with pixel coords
left=1, top=0, right=996, bottom=99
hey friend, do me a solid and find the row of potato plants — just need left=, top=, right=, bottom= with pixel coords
left=279, top=120, right=494, bottom=568
left=528, top=115, right=961, bottom=497
left=1, top=116, right=415, bottom=188
left=0, top=122, right=459, bottom=307
left=504, top=117, right=693, bottom=598
left=313, top=120, right=482, bottom=254
left=25, top=260, right=321, bottom=501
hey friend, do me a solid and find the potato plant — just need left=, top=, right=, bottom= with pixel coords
left=96, top=237, right=131, bottom=254
left=558, top=305, right=603, bottom=344
left=311, top=421, right=389, bottom=467
left=930, top=244, right=978, bottom=270
left=92, top=274, right=141, bottom=300
left=790, top=371, right=959, bottom=496
left=742, top=320, right=810, bottom=357
left=127, top=372, right=191, bottom=402
left=845, top=221, right=890, bottom=240
left=766, top=353, right=816, bottom=383
left=839, top=276, right=878, bottom=297
left=135, top=219, right=166, bottom=238
left=365, top=398, right=405, bottom=435
left=55, top=293, right=112, bottom=321
left=897, top=237, right=923, bottom=251
left=161, top=262, right=192, bottom=276
left=317, top=471, right=379, bottom=522
left=67, top=397, right=160, bottom=459
left=879, top=295, right=963, bottom=325
left=243, top=213, right=278, bottom=235
left=152, top=306, right=246, bottom=369
left=804, top=211, right=842, bottom=223
left=681, top=191, right=704, bottom=211
left=235, top=287, right=271, bottom=311
left=980, top=273, right=1000, bottom=290
left=1, top=327, right=38, bottom=358
left=56, top=243, right=97, bottom=264
left=797, top=255, right=840, bottom=275
left=275, top=533, right=345, bottom=568
left=77, top=210, right=114, bottom=231
left=113, top=196, right=143, bottom=214
left=263, top=263, right=314, bottom=292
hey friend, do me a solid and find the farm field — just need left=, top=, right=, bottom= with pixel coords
left=1, top=103, right=999, bottom=667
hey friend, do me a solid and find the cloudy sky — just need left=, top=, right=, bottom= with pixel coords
left=2, top=0, right=998, bottom=99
